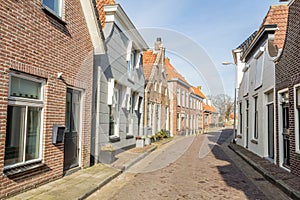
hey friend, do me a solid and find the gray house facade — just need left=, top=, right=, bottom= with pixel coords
left=92, top=2, right=148, bottom=162
left=236, top=5, right=288, bottom=162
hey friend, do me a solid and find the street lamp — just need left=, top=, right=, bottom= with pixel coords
left=222, top=62, right=237, bottom=143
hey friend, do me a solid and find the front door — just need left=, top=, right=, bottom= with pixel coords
left=282, top=102, right=290, bottom=167
left=268, top=103, right=274, bottom=159
left=64, top=88, right=81, bottom=171
left=246, top=100, right=249, bottom=148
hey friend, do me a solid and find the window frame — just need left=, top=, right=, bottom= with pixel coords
left=254, top=96, right=258, bottom=139
left=42, top=0, right=64, bottom=19
left=5, top=73, right=45, bottom=169
left=295, top=86, right=300, bottom=153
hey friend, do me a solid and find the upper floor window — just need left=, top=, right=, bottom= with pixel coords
left=177, top=88, right=181, bottom=106
left=182, top=90, right=185, bottom=107
left=42, top=0, right=63, bottom=18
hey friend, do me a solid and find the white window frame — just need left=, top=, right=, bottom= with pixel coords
left=177, top=88, right=181, bottom=106
left=5, top=72, right=45, bottom=169
left=182, top=90, right=185, bottom=107
left=294, top=85, right=300, bottom=154
left=42, top=0, right=64, bottom=18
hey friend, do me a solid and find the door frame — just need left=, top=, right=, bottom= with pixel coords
left=64, top=87, right=84, bottom=170
left=277, top=88, right=290, bottom=171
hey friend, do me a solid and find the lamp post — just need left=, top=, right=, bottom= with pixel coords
left=222, top=62, right=237, bottom=143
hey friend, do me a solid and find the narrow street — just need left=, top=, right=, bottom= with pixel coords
left=87, top=130, right=290, bottom=200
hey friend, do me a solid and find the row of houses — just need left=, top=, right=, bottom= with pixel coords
left=234, top=0, right=300, bottom=177
left=0, top=0, right=217, bottom=197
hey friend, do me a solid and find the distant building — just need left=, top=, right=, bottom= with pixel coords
left=165, top=58, right=191, bottom=136
left=143, top=38, right=170, bottom=136
left=190, top=86, right=206, bottom=134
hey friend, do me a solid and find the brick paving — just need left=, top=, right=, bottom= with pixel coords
left=88, top=130, right=287, bottom=200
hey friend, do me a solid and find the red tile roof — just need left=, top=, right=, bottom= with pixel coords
left=165, top=58, right=188, bottom=84
left=260, top=5, right=288, bottom=49
left=143, top=50, right=158, bottom=81
left=96, top=0, right=116, bottom=28
left=190, top=86, right=206, bottom=99
left=203, top=102, right=217, bottom=113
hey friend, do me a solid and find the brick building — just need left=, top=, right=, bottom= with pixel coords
left=165, top=58, right=191, bottom=136
left=275, top=0, right=300, bottom=175
left=190, top=86, right=206, bottom=134
left=0, top=0, right=98, bottom=197
left=143, top=38, right=170, bottom=136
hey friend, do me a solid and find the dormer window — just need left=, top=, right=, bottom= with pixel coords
left=42, top=0, right=63, bottom=18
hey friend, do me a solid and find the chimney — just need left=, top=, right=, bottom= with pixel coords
left=154, top=37, right=162, bottom=51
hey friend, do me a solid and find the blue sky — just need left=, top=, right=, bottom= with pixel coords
left=117, top=0, right=284, bottom=97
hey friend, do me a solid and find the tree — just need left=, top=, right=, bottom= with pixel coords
left=208, top=94, right=234, bottom=122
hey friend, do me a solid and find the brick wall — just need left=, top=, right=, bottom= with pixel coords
left=0, top=0, right=93, bottom=197
left=275, top=0, right=300, bottom=176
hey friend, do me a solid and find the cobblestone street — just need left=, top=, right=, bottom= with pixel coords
left=87, top=130, right=290, bottom=200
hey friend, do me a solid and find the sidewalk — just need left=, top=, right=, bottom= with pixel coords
left=9, top=140, right=171, bottom=200
left=229, top=143, right=300, bottom=200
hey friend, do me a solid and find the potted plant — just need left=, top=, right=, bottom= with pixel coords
left=99, top=144, right=116, bottom=164
left=145, top=135, right=152, bottom=145
left=136, top=135, right=145, bottom=148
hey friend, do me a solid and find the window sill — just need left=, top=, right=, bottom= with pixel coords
left=109, top=136, right=120, bottom=143
left=4, top=162, right=45, bottom=176
left=126, top=135, right=134, bottom=139
left=250, top=139, right=258, bottom=144
left=42, top=6, right=66, bottom=25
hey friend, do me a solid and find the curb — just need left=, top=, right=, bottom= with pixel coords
left=228, top=144, right=300, bottom=200
left=81, top=145, right=158, bottom=199
left=78, top=169, right=122, bottom=200
left=123, top=145, right=157, bottom=171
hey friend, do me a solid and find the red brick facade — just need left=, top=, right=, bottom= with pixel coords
left=0, top=1, right=93, bottom=197
left=275, top=0, right=300, bottom=176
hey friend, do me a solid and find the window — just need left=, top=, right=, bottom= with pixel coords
left=109, top=89, right=119, bottom=136
left=254, top=96, right=258, bottom=139
left=254, top=49, right=264, bottom=89
left=5, top=73, right=44, bottom=168
left=186, top=93, right=189, bottom=108
left=159, top=82, right=162, bottom=94
left=147, top=103, right=151, bottom=127
left=176, top=113, right=180, bottom=131
left=126, top=92, right=134, bottom=135
left=177, top=88, right=180, bottom=106
left=239, top=102, right=242, bottom=134
left=182, top=90, right=185, bottom=107
left=42, top=0, right=63, bottom=17
left=296, top=88, right=300, bottom=152
left=128, top=52, right=135, bottom=79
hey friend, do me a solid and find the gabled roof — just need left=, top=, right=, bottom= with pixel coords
left=190, top=86, right=206, bottom=99
left=143, top=50, right=158, bottom=81
left=242, top=4, right=288, bottom=60
left=260, top=5, right=288, bottom=49
left=96, top=0, right=116, bottom=28
left=165, top=58, right=189, bottom=84
left=236, top=31, right=257, bottom=53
